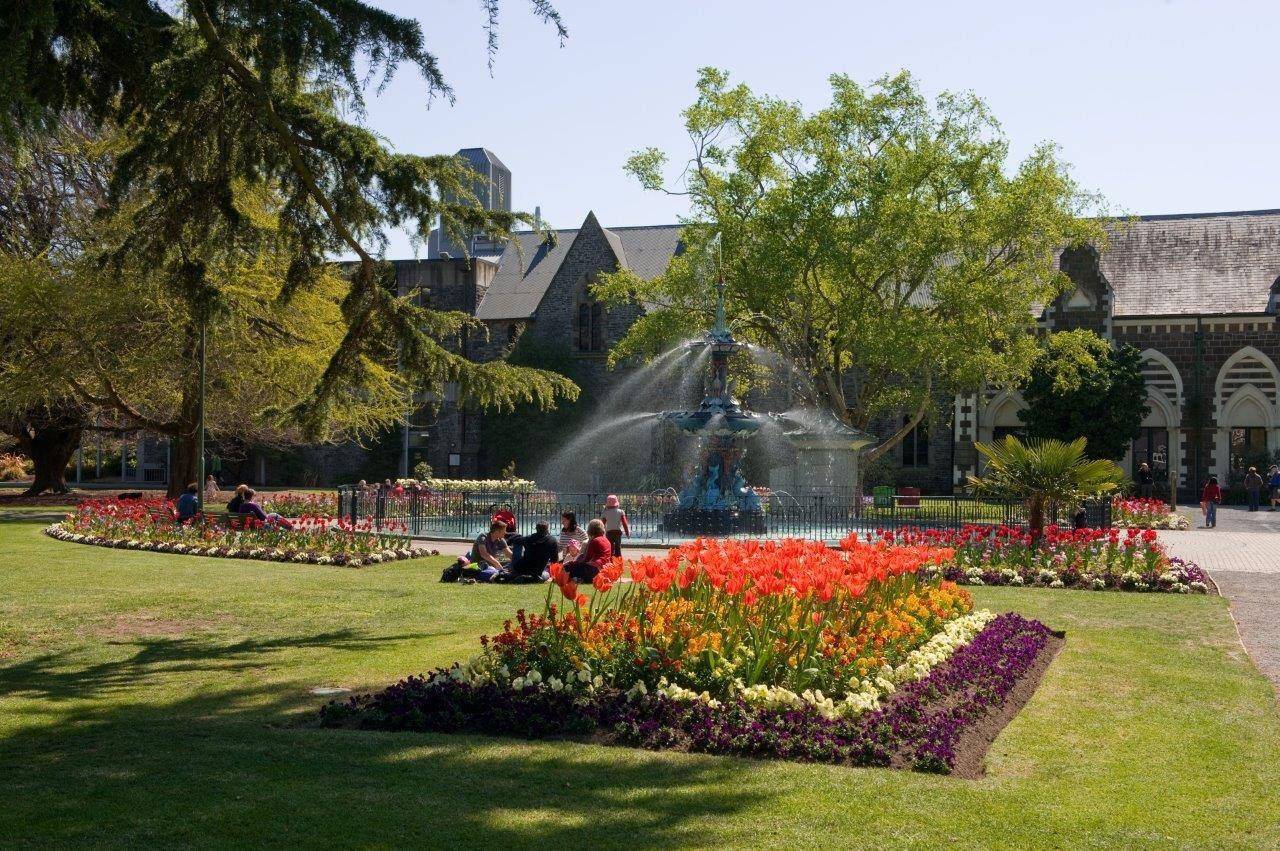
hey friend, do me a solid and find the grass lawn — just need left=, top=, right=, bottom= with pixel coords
left=2, top=519, right=1278, bottom=848
left=860, top=496, right=1018, bottom=524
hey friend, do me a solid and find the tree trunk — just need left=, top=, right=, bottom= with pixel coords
left=21, top=421, right=82, bottom=496
left=168, top=432, right=199, bottom=499
left=4, top=405, right=85, bottom=497
left=1027, top=495, right=1045, bottom=541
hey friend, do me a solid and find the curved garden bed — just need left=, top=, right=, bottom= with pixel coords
left=45, top=497, right=436, bottom=567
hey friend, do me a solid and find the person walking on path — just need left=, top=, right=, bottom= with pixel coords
left=601, top=494, right=630, bottom=557
left=1201, top=476, right=1222, bottom=528
left=1136, top=462, right=1155, bottom=499
left=1268, top=465, right=1280, bottom=511
left=1244, top=467, right=1264, bottom=512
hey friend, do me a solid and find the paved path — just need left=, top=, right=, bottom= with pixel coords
left=1159, top=506, right=1280, bottom=695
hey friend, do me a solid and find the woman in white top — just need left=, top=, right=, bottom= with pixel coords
left=558, top=511, right=588, bottom=560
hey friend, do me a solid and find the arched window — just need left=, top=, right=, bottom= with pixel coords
left=575, top=290, right=605, bottom=353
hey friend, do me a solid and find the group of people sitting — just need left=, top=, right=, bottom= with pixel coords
left=442, top=496, right=630, bottom=585
left=174, top=481, right=294, bottom=529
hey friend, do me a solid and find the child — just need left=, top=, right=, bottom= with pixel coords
left=601, top=494, right=630, bottom=557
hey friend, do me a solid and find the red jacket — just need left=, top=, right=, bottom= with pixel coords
left=580, top=535, right=613, bottom=568
left=1201, top=482, right=1222, bottom=503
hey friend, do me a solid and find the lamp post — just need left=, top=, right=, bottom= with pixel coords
left=196, top=312, right=207, bottom=514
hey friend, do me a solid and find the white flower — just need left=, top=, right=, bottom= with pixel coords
left=525, top=670, right=542, bottom=685
left=548, top=677, right=564, bottom=692
left=1049, top=579, right=1065, bottom=589
left=577, top=668, right=592, bottom=683
left=511, top=676, right=526, bottom=690
left=626, top=680, right=648, bottom=699
left=592, top=675, right=604, bottom=689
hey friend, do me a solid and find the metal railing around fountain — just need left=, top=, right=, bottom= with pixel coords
left=336, top=486, right=1112, bottom=543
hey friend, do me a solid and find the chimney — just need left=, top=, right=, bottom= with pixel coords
left=534, top=205, right=542, bottom=232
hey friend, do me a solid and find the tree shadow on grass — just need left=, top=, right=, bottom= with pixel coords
left=0, top=629, right=446, bottom=702
left=0, top=683, right=775, bottom=848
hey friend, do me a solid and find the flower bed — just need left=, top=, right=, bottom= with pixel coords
left=321, top=537, right=1061, bottom=775
left=262, top=491, right=338, bottom=519
left=46, top=497, right=430, bottom=566
left=395, top=477, right=538, bottom=493
left=1112, top=498, right=1191, bottom=530
left=866, top=525, right=1209, bottom=593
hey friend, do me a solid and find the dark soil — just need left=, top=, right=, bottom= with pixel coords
left=948, top=629, right=1066, bottom=779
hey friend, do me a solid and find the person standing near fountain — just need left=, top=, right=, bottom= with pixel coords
left=602, top=495, right=630, bottom=556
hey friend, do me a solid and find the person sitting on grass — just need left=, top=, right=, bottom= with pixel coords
left=558, top=511, right=588, bottom=560
left=491, top=504, right=522, bottom=560
left=238, top=488, right=295, bottom=530
left=499, top=521, right=557, bottom=582
left=467, top=520, right=511, bottom=583
left=226, top=484, right=248, bottom=515
left=175, top=482, right=199, bottom=523
left=566, top=518, right=613, bottom=583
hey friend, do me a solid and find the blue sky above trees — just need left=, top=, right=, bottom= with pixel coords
left=361, top=0, right=1280, bottom=257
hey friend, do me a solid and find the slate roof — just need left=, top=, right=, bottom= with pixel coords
left=476, top=217, right=682, bottom=320
left=1101, top=209, right=1280, bottom=317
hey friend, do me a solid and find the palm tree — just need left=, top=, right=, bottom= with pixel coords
left=968, top=436, right=1125, bottom=538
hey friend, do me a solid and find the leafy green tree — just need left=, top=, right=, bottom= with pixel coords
left=596, top=68, right=1105, bottom=462
left=0, top=113, right=108, bottom=494
left=0, top=192, right=412, bottom=496
left=969, top=436, right=1124, bottom=537
left=0, top=1, right=576, bottom=434
left=1020, top=330, right=1147, bottom=462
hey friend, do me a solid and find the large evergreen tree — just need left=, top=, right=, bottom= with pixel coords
left=0, top=2, right=577, bottom=441
left=1019, top=330, right=1148, bottom=462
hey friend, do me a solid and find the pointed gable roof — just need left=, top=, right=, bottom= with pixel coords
left=476, top=212, right=681, bottom=320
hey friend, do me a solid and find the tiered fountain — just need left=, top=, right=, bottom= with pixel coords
left=659, top=277, right=767, bottom=534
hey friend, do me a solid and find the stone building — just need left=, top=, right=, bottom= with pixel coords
left=401, top=212, right=683, bottom=477
left=949, top=209, right=1280, bottom=499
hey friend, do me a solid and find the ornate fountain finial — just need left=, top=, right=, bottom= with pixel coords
left=714, top=273, right=727, bottom=336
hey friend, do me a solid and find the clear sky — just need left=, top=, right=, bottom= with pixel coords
left=361, top=0, right=1280, bottom=258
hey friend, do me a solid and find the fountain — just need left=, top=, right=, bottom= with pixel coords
left=659, top=276, right=767, bottom=534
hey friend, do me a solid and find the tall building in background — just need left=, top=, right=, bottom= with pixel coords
left=427, top=147, right=512, bottom=260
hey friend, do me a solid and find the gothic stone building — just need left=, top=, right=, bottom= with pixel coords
left=946, top=209, right=1280, bottom=499
left=399, top=207, right=1280, bottom=498
left=400, top=211, right=682, bottom=477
